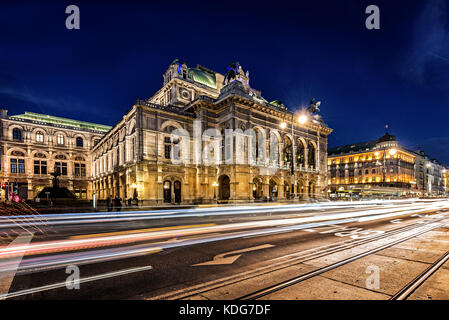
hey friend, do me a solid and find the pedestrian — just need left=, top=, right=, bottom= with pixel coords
left=127, top=197, right=132, bottom=206
left=133, top=189, right=139, bottom=207
left=106, top=195, right=112, bottom=212
left=116, top=197, right=122, bottom=212
left=113, top=196, right=118, bottom=210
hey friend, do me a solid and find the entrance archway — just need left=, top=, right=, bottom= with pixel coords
left=284, top=181, right=290, bottom=199
left=309, top=182, right=315, bottom=198
left=174, top=180, right=182, bottom=203
left=218, top=175, right=231, bottom=201
left=269, top=179, right=278, bottom=200
left=163, top=180, right=171, bottom=203
left=253, top=177, right=263, bottom=200
left=297, top=180, right=305, bottom=199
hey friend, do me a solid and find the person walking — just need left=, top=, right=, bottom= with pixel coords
left=106, top=195, right=112, bottom=212
left=116, top=197, right=122, bottom=212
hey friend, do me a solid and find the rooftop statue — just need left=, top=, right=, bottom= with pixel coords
left=306, top=98, right=321, bottom=114
left=223, top=62, right=240, bottom=85
left=223, top=62, right=250, bottom=87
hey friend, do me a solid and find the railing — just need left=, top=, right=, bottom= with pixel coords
left=136, top=100, right=195, bottom=117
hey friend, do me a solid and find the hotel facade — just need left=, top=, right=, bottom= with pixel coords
left=328, top=132, right=447, bottom=198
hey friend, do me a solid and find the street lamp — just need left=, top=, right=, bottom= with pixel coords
left=389, top=148, right=397, bottom=156
left=298, top=114, right=308, bottom=124
left=212, top=181, right=218, bottom=202
left=441, top=169, right=447, bottom=193
left=280, top=112, right=309, bottom=200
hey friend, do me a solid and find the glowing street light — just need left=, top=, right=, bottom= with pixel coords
left=389, top=148, right=397, bottom=156
left=298, top=114, right=308, bottom=124
left=280, top=122, right=287, bottom=129
left=212, top=181, right=218, bottom=201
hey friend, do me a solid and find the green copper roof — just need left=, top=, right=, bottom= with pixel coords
left=10, top=112, right=112, bottom=133
left=190, top=67, right=217, bottom=89
left=270, top=100, right=283, bottom=107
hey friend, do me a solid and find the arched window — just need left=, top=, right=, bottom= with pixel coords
left=269, top=132, right=279, bottom=167
left=283, top=136, right=292, bottom=167
left=76, top=137, right=83, bottom=147
left=13, top=128, right=22, bottom=140
left=254, top=128, right=260, bottom=161
left=221, top=129, right=225, bottom=162
left=36, top=131, right=44, bottom=143
left=164, top=135, right=180, bottom=160
left=163, top=180, right=171, bottom=203
left=57, top=134, right=64, bottom=145
left=308, top=142, right=316, bottom=169
left=296, top=139, right=305, bottom=167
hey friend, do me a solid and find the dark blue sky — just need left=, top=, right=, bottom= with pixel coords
left=1, top=1, right=449, bottom=163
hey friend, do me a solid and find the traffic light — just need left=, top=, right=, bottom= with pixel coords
left=13, top=179, right=18, bottom=193
left=1, top=183, right=5, bottom=190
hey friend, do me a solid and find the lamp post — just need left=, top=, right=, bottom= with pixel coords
left=131, top=183, right=138, bottom=205
left=441, top=169, right=447, bottom=193
left=281, top=112, right=308, bottom=200
left=212, top=181, right=218, bottom=203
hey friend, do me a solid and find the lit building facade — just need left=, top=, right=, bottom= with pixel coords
left=0, top=110, right=111, bottom=199
left=91, top=60, right=332, bottom=204
left=443, top=168, right=449, bottom=194
left=413, top=150, right=447, bottom=196
left=328, top=133, right=418, bottom=198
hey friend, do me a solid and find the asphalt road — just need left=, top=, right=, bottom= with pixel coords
left=1, top=198, right=449, bottom=300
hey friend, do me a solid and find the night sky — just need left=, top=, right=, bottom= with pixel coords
left=1, top=1, right=449, bottom=163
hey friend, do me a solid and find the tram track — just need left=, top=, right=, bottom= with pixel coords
left=149, top=210, right=449, bottom=300
left=237, top=219, right=449, bottom=300
left=391, top=250, right=449, bottom=300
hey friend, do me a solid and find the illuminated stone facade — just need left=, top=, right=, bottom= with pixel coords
left=91, top=60, right=333, bottom=204
left=0, top=110, right=111, bottom=199
left=328, top=133, right=419, bottom=198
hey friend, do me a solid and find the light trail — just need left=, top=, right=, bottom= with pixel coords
left=0, top=201, right=443, bottom=259
left=0, top=265, right=153, bottom=300
left=0, top=200, right=447, bottom=275
left=0, top=198, right=442, bottom=229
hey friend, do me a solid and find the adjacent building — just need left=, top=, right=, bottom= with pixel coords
left=0, top=110, right=111, bottom=199
left=327, top=132, right=417, bottom=198
left=414, top=150, right=446, bottom=196
left=328, top=132, right=448, bottom=198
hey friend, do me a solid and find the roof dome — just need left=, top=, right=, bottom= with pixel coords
left=377, top=132, right=396, bottom=143
left=190, top=67, right=217, bottom=89
left=270, top=100, right=283, bottom=107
